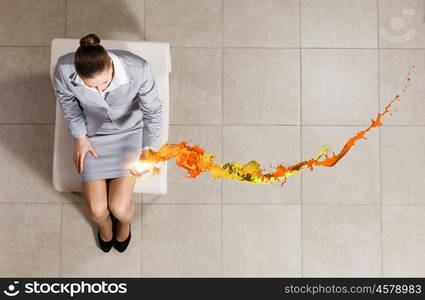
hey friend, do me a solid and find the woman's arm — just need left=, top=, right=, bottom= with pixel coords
left=53, top=63, right=88, bottom=139
left=137, top=62, right=163, bottom=151
left=52, top=63, right=99, bottom=174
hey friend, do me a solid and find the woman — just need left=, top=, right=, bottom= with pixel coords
left=52, top=33, right=163, bottom=253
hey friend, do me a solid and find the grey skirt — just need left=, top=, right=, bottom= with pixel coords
left=74, top=117, right=143, bottom=182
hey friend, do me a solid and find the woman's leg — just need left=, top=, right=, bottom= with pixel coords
left=82, top=179, right=113, bottom=241
left=108, top=176, right=137, bottom=241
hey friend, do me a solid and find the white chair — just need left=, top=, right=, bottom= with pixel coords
left=50, top=38, right=171, bottom=194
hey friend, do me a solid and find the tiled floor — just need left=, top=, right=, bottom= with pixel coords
left=0, top=0, right=424, bottom=277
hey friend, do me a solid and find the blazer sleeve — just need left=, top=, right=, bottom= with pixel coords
left=137, top=62, right=163, bottom=150
left=52, top=63, right=88, bottom=139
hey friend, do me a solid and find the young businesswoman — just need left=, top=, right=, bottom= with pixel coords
left=53, top=33, right=162, bottom=253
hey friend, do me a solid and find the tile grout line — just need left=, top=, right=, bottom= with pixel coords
left=165, top=46, right=425, bottom=50
left=3, top=201, right=425, bottom=206
left=60, top=199, right=64, bottom=277
left=299, top=0, right=303, bottom=278
left=6, top=123, right=425, bottom=127
left=170, top=46, right=425, bottom=50
left=192, top=124, right=424, bottom=126
left=60, top=0, right=67, bottom=278
left=4, top=45, right=425, bottom=50
left=220, top=0, right=224, bottom=279
left=141, top=195, right=144, bottom=277
left=7, top=201, right=425, bottom=205
left=376, top=0, right=384, bottom=278
left=143, top=0, right=146, bottom=41
left=3, top=45, right=425, bottom=50
left=64, top=0, right=67, bottom=38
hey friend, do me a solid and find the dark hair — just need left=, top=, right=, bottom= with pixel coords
left=75, top=33, right=111, bottom=79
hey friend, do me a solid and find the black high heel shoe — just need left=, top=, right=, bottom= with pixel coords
left=97, top=216, right=114, bottom=252
left=114, top=221, right=131, bottom=253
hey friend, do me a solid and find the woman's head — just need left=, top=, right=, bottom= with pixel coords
left=75, top=33, right=113, bottom=91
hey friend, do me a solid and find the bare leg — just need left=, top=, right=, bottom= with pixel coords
left=82, top=179, right=113, bottom=241
left=108, top=176, right=136, bottom=241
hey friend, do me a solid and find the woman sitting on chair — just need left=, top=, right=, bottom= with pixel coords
left=52, top=33, right=162, bottom=253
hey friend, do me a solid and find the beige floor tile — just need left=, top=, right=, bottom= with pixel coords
left=223, top=49, right=300, bottom=125
left=223, top=204, right=301, bottom=277
left=302, top=126, right=380, bottom=204
left=0, top=204, right=61, bottom=276
left=383, top=205, right=425, bottom=277
left=223, top=0, right=299, bottom=47
left=67, top=0, right=144, bottom=40
left=61, top=203, right=142, bottom=277
left=381, top=127, right=425, bottom=204
left=142, top=204, right=221, bottom=277
left=0, top=125, right=61, bottom=203
left=379, top=0, right=425, bottom=48
left=145, top=0, right=222, bottom=47
left=301, top=0, right=378, bottom=48
left=144, top=125, right=222, bottom=204
left=170, top=48, right=221, bottom=125
left=379, top=50, right=425, bottom=125
left=303, top=205, right=381, bottom=277
left=0, top=47, right=55, bottom=123
left=223, top=126, right=301, bottom=204
left=0, top=0, right=65, bottom=46
left=302, top=49, right=379, bottom=125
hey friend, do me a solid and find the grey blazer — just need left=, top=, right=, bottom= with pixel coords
left=52, top=49, right=162, bottom=150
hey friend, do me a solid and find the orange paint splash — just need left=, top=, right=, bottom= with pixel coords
left=130, top=65, right=415, bottom=186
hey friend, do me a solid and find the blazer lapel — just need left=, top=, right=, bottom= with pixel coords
left=104, top=56, right=139, bottom=107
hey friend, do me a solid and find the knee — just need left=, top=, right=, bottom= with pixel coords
left=109, top=199, right=134, bottom=222
left=87, top=202, right=110, bottom=221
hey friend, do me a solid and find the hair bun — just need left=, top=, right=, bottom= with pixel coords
left=80, top=33, right=101, bottom=47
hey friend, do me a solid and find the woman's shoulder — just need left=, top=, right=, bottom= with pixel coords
left=56, top=51, right=76, bottom=66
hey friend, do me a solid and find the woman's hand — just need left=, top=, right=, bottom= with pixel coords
left=73, top=136, right=99, bottom=173
left=129, top=150, right=151, bottom=177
